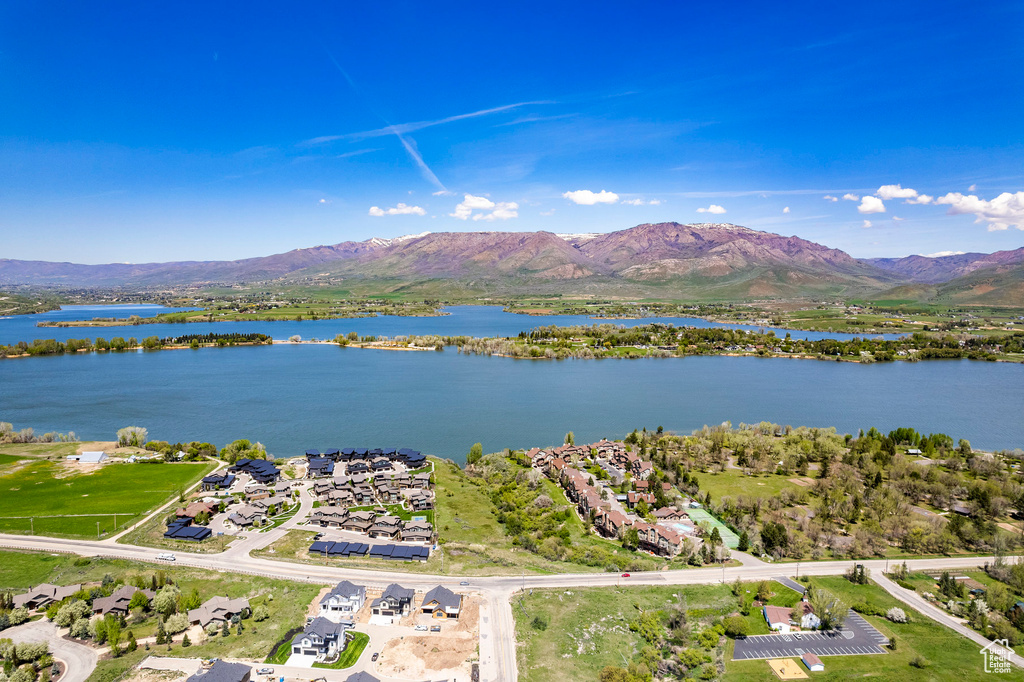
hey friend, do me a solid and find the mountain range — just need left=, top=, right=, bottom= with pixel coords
left=2, top=222, right=1022, bottom=305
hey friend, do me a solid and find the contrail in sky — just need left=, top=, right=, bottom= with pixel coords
left=323, top=50, right=447, bottom=192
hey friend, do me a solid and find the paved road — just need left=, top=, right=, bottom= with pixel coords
left=733, top=610, right=887, bottom=660
left=5, top=620, right=98, bottom=682
left=1, top=533, right=1021, bottom=680
left=873, top=572, right=1024, bottom=670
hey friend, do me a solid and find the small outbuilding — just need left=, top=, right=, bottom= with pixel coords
left=801, top=652, right=824, bottom=672
left=67, top=451, right=107, bottom=464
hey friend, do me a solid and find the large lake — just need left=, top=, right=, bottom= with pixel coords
left=1, top=307, right=1021, bottom=459
left=0, top=304, right=902, bottom=345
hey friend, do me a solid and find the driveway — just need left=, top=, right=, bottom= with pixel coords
left=732, top=610, right=888, bottom=661
left=5, top=620, right=97, bottom=682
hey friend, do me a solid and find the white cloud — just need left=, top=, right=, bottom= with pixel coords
left=968, top=184, right=977, bottom=191
left=936, top=191, right=1024, bottom=231
left=783, top=206, right=790, bottom=214
left=450, top=194, right=518, bottom=221
left=823, top=195, right=839, bottom=202
left=318, top=198, right=329, bottom=204
left=474, top=201, right=519, bottom=221
left=649, top=199, right=662, bottom=206
left=877, top=184, right=932, bottom=204
left=697, top=204, right=727, bottom=214
left=858, top=196, right=886, bottom=214
left=892, top=216, right=905, bottom=221
left=540, top=209, right=556, bottom=216
left=622, top=198, right=662, bottom=206
left=922, top=250, right=966, bottom=258
left=563, top=189, right=619, bottom=205
left=368, top=203, right=426, bottom=217
left=842, top=193, right=860, bottom=201
left=432, top=190, right=455, bottom=196
left=862, top=220, right=872, bottom=228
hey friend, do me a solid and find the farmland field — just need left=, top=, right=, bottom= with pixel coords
left=0, top=459, right=215, bottom=538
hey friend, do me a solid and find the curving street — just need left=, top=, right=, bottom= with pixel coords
left=2, top=529, right=1022, bottom=679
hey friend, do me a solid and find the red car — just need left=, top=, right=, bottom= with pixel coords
left=621, top=573, right=630, bottom=578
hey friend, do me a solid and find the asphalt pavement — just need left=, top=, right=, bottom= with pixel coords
left=5, top=620, right=97, bottom=682
left=733, top=610, right=888, bottom=661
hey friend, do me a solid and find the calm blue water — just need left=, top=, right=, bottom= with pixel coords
left=1, top=304, right=902, bottom=345
left=1, top=342, right=1021, bottom=459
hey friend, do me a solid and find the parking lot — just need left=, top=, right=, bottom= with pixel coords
left=732, top=610, right=889, bottom=660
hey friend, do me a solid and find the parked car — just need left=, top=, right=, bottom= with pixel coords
left=621, top=572, right=630, bottom=578
left=371, top=653, right=379, bottom=661
left=459, top=580, right=470, bottom=586
left=794, top=633, right=802, bottom=640
left=256, top=668, right=273, bottom=675
left=430, top=625, right=441, bottom=632
left=414, top=624, right=428, bottom=631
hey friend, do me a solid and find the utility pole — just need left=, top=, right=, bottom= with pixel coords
left=30, top=517, right=33, bottom=535
left=97, top=521, right=100, bottom=539
left=796, top=562, right=800, bottom=580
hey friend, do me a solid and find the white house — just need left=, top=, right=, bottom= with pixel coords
left=763, top=605, right=792, bottom=633
left=319, top=580, right=366, bottom=622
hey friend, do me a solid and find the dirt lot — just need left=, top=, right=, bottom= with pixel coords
left=375, top=596, right=481, bottom=681
left=121, top=670, right=186, bottom=682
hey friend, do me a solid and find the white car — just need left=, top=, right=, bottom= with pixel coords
left=414, top=625, right=428, bottom=631
left=156, top=553, right=176, bottom=561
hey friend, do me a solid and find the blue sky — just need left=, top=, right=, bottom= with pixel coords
left=2, top=2, right=1022, bottom=263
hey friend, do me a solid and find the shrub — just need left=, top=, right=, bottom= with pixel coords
left=252, top=605, right=269, bottom=622
left=8, top=609, right=29, bottom=626
left=886, top=607, right=907, bottom=623
left=723, top=615, right=748, bottom=638
left=164, top=614, right=188, bottom=634
left=909, top=655, right=928, bottom=668
left=530, top=615, right=548, bottom=631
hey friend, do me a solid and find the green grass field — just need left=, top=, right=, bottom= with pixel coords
left=724, top=576, right=992, bottom=681
left=0, top=460, right=215, bottom=538
left=697, top=467, right=803, bottom=501
left=313, top=631, right=370, bottom=669
left=514, top=583, right=735, bottom=682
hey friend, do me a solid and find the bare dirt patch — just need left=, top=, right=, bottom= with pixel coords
left=374, top=596, right=480, bottom=681
left=788, top=477, right=815, bottom=487
left=121, top=670, right=187, bottom=682
left=308, top=585, right=332, bottom=619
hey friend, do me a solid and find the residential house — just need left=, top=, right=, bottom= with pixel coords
left=368, top=515, right=402, bottom=539
left=637, top=523, right=684, bottom=557
left=401, top=520, right=433, bottom=543
left=92, top=585, right=155, bottom=616
left=634, top=480, right=650, bottom=492
left=185, top=660, right=250, bottom=682
left=340, top=511, right=376, bottom=533
left=313, top=482, right=334, bottom=500
left=188, top=596, right=250, bottom=627
left=347, top=461, right=369, bottom=475
left=307, top=457, right=335, bottom=478
left=633, top=461, right=654, bottom=480
left=244, top=484, right=271, bottom=501
left=200, top=473, right=235, bottom=492
left=328, top=488, right=356, bottom=507
left=319, top=581, right=366, bottom=621
left=225, top=504, right=265, bottom=529
left=412, top=473, right=432, bottom=489
left=176, top=500, right=218, bottom=520
left=626, top=491, right=655, bottom=509
left=420, top=586, right=462, bottom=619
left=13, top=583, right=82, bottom=610
left=376, top=484, right=402, bottom=504
left=653, top=507, right=687, bottom=522
left=311, top=508, right=349, bottom=527
left=370, top=584, right=414, bottom=618
left=596, top=509, right=631, bottom=538
left=409, top=491, right=433, bottom=511
left=228, top=458, right=280, bottom=484
left=291, top=617, right=351, bottom=659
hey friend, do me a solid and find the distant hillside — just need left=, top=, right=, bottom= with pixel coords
left=4, top=221, right=1019, bottom=303
left=863, top=248, right=1024, bottom=284
left=932, top=262, right=1024, bottom=305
